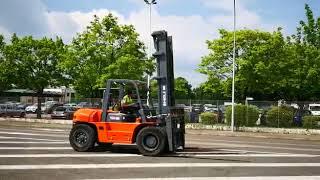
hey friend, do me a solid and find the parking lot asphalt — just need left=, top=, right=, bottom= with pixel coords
left=0, top=125, right=320, bottom=179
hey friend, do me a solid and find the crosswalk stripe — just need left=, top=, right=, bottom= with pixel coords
left=0, top=131, right=66, bottom=137
left=0, top=153, right=318, bottom=158
left=190, top=141, right=320, bottom=152
left=1, top=163, right=320, bottom=170
left=0, top=154, right=140, bottom=157
left=0, top=141, right=68, bottom=144
left=189, top=138, right=320, bottom=148
left=84, top=177, right=320, bottom=180
left=0, top=136, right=62, bottom=141
left=0, top=147, right=72, bottom=150
left=172, top=153, right=320, bottom=157
left=30, top=128, right=67, bottom=132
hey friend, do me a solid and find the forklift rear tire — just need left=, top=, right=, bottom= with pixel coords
left=136, top=127, right=166, bottom=156
left=69, top=124, right=96, bottom=152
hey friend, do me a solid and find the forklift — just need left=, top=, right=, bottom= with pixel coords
left=69, top=30, right=185, bottom=156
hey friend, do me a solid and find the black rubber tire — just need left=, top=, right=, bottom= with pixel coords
left=136, top=126, right=166, bottom=156
left=69, top=124, right=96, bottom=152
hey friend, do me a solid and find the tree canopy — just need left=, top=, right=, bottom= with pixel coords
left=3, top=34, right=66, bottom=118
left=60, top=14, right=154, bottom=98
left=198, top=4, right=320, bottom=101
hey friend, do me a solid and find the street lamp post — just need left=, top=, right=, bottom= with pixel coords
left=144, top=0, right=157, bottom=106
left=231, top=0, right=236, bottom=132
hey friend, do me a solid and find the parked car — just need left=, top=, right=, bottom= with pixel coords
left=308, top=104, right=320, bottom=116
left=25, top=103, right=46, bottom=113
left=64, top=103, right=78, bottom=108
left=51, top=106, right=77, bottom=120
left=0, top=104, right=26, bottom=118
left=192, top=104, right=204, bottom=113
left=203, top=104, right=218, bottom=112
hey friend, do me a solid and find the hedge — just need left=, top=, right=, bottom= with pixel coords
left=199, top=112, right=218, bottom=125
left=225, top=104, right=260, bottom=127
left=303, top=116, right=320, bottom=129
left=266, top=106, right=294, bottom=128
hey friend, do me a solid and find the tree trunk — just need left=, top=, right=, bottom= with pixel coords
left=36, top=90, right=43, bottom=119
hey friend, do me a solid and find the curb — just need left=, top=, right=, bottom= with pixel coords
left=186, top=123, right=320, bottom=135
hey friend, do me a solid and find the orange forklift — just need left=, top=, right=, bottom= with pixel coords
left=69, top=31, right=185, bottom=156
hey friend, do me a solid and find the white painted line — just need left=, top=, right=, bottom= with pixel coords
left=0, top=141, right=68, bottom=144
left=0, top=128, right=68, bottom=134
left=173, top=153, right=320, bottom=157
left=31, top=128, right=67, bottom=132
left=0, top=131, right=66, bottom=137
left=1, top=163, right=320, bottom=170
left=0, top=147, right=72, bottom=150
left=217, top=148, right=296, bottom=155
left=190, top=141, right=320, bottom=152
left=0, top=153, right=140, bottom=158
left=84, top=176, right=320, bottom=180
left=189, top=138, right=320, bottom=148
left=0, top=136, right=63, bottom=142
left=1, top=153, right=315, bottom=158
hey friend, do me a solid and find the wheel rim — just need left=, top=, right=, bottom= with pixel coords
left=142, top=134, right=159, bottom=151
left=74, top=130, right=88, bottom=147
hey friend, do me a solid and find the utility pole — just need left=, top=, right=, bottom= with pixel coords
left=231, top=0, right=236, bottom=132
left=144, top=0, right=157, bottom=106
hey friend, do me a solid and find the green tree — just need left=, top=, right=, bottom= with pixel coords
left=174, top=77, right=192, bottom=99
left=0, top=34, right=12, bottom=92
left=61, top=14, right=154, bottom=98
left=4, top=34, right=66, bottom=118
left=199, top=29, right=287, bottom=100
left=283, top=4, right=320, bottom=101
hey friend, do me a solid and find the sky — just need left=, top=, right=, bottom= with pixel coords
left=0, top=0, right=319, bottom=87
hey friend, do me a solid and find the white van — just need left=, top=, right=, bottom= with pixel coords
left=308, top=104, right=320, bottom=116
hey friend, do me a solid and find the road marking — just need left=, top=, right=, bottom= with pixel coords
left=0, top=131, right=66, bottom=137
left=0, top=153, right=140, bottom=158
left=0, top=153, right=316, bottom=158
left=173, top=153, right=320, bottom=157
left=31, top=128, right=67, bottom=132
left=84, top=176, right=320, bottom=180
left=189, top=138, right=320, bottom=148
left=0, top=128, right=69, bottom=135
left=1, top=163, right=320, bottom=170
left=0, top=147, right=72, bottom=150
left=0, top=141, right=68, bottom=144
left=0, top=136, right=62, bottom=142
left=190, top=141, right=320, bottom=152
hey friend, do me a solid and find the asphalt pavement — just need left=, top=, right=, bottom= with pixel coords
left=0, top=125, right=320, bottom=179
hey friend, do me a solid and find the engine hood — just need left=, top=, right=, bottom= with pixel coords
left=73, top=108, right=102, bottom=122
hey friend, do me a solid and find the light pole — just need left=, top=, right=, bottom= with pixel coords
left=144, top=0, right=157, bottom=106
left=231, top=0, right=236, bottom=132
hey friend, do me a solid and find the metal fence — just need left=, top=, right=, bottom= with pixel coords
left=1, top=96, right=320, bottom=129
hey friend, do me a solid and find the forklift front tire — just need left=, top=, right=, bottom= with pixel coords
left=136, top=127, right=166, bottom=156
left=69, top=124, right=96, bottom=152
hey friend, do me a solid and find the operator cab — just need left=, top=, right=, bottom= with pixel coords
left=102, top=79, right=156, bottom=123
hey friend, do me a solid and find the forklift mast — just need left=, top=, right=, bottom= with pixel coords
left=152, top=30, right=175, bottom=114
left=152, top=30, right=185, bottom=151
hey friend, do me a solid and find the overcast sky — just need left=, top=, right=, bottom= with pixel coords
left=0, top=0, right=319, bottom=87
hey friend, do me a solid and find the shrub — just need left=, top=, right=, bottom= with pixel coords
left=225, top=104, right=260, bottom=127
left=200, top=112, right=218, bottom=125
left=303, top=116, right=320, bottom=129
left=266, top=106, right=294, bottom=128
